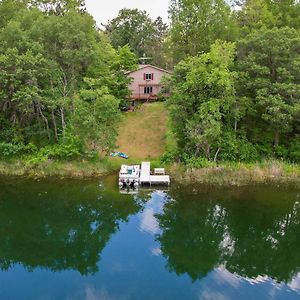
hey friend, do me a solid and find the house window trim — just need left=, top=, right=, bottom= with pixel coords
left=144, top=86, right=153, bottom=94
left=144, top=73, right=154, bottom=81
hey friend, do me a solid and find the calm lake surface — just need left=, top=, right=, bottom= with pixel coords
left=0, top=176, right=300, bottom=300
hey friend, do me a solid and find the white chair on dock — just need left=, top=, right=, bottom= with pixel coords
left=154, top=168, right=165, bottom=175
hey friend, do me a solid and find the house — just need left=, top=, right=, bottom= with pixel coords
left=127, top=64, right=171, bottom=102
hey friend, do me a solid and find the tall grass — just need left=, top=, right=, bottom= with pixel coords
left=0, top=156, right=165, bottom=179
left=169, top=160, right=300, bottom=187
left=0, top=158, right=112, bottom=178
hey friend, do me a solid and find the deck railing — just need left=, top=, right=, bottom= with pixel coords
left=128, top=93, right=170, bottom=100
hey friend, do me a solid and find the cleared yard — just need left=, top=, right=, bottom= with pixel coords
left=116, top=102, right=168, bottom=159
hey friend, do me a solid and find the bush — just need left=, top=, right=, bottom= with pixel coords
left=289, top=139, right=300, bottom=162
left=0, top=142, right=37, bottom=157
left=160, top=149, right=179, bottom=164
left=275, top=145, right=289, bottom=160
left=24, top=152, right=49, bottom=167
left=218, top=132, right=259, bottom=162
left=39, top=134, right=83, bottom=160
left=182, top=155, right=213, bottom=168
left=40, top=144, right=80, bottom=160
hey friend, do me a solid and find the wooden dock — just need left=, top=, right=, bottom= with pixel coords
left=119, top=161, right=170, bottom=188
left=140, top=162, right=170, bottom=186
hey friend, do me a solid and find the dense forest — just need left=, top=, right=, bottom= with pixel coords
left=0, top=0, right=299, bottom=166
left=166, top=0, right=300, bottom=164
left=0, top=0, right=137, bottom=163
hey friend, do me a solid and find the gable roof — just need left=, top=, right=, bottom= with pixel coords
left=126, top=64, right=172, bottom=75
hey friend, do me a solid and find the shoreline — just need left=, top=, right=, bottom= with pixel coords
left=1, top=159, right=300, bottom=187
left=0, top=159, right=115, bottom=179
left=169, top=161, right=300, bottom=187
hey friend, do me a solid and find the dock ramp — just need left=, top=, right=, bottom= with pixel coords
left=140, top=162, right=151, bottom=184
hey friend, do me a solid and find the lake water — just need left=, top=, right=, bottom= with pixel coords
left=0, top=175, right=300, bottom=300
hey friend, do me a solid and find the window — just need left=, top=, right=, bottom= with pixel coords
left=144, top=86, right=153, bottom=94
left=144, top=73, right=154, bottom=80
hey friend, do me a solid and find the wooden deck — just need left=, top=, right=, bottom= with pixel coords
left=128, top=93, right=170, bottom=101
left=129, top=94, right=159, bottom=100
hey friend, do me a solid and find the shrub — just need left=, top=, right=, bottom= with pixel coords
left=275, top=145, right=289, bottom=160
left=39, top=134, right=83, bottom=160
left=160, top=149, right=179, bottom=164
left=24, top=152, right=49, bottom=167
left=218, top=132, right=259, bottom=162
left=0, top=142, right=37, bottom=157
left=289, top=139, right=300, bottom=162
left=182, top=155, right=213, bottom=168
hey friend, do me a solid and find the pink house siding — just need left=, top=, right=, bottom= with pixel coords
left=127, top=65, right=170, bottom=100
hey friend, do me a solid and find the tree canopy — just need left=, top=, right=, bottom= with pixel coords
left=168, top=0, right=238, bottom=63
left=165, top=0, right=300, bottom=163
left=0, top=0, right=137, bottom=160
left=104, top=8, right=168, bottom=68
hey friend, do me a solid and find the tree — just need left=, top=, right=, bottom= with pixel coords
left=0, top=0, right=28, bottom=28
left=237, top=0, right=276, bottom=35
left=0, top=1, right=125, bottom=155
left=110, top=45, right=138, bottom=109
left=72, top=79, right=121, bottom=153
left=104, top=9, right=168, bottom=67
left=167, top=41, right=237, bottom=160
left=237, top=0, right=300, bottom=35
left=28, top=0, right=86, bottom=15
left=267, top=0, right=300, bottom=30
left=147, top=16, right=169, bottom=68
left=237, top=27, right=300, bottom=148
left=0, top=8, right=52, bottom=142
left=168, top=0, right=238, bottom=63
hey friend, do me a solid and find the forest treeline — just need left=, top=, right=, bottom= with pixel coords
left=165, top=0, right=300, bottom=164
left=0, top=0, right=300, bottom=165
left=0, top=0, right=137, bottom=163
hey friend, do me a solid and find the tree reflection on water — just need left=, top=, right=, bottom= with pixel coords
left=0, top=177, right=141, bottom=275
left=1, top=177, right=300, bottom=287
left=156, top=185, right=300, bottom=283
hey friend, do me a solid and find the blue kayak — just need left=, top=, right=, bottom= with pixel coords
left=118, top=152, right=129, bottom=159
left=110, top=152, right=129, bottom=159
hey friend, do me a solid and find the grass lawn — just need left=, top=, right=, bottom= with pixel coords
left=115, top=102, right=168, bottom=160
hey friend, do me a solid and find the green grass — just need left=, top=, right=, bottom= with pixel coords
left=116, top=102, right=168, bottom=159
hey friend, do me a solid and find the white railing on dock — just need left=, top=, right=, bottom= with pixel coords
left=154, top=168, right=165, bottom=175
